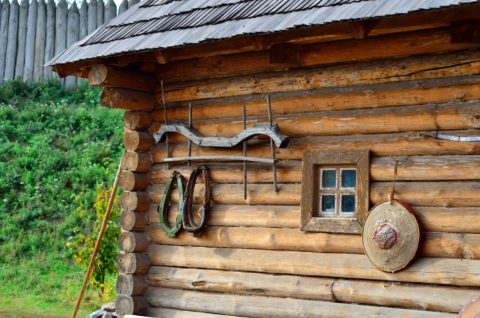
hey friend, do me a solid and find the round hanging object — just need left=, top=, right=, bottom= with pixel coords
left=459, top=296, right=480, bottom=318
left=362, top=200, right=420, bottom=273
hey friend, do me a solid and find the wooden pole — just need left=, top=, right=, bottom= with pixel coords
left=14, top=0, right=28, bottom=80
left=55, top=0, right=67, bottom=85
left=104, top=0, right=116, bottom=23
left=4, top=0, right=19, bottom=81
left=43, top=0, right=56, bottom=79
left=71, top=156, right=123, bottom=318
left=96, top=0, right=104, bottom=27
left=0, top=0, right=10, bottom=84
left=87, top=0, right=97, bottom=34
left=79, top=0, right=88, bottom=39
left=33, top=0, right=46, bottom=82
left=118, top=0, right=128, bottom=14
left=23, top=0, right=36, bottom=83
left=65, top=2, right=80, bottom=90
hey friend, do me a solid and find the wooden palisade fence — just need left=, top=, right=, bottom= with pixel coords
left=0, top=0, right=138, bottom=89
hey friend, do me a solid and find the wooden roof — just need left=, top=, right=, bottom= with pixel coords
left=49, top=0, right=477, bottom=66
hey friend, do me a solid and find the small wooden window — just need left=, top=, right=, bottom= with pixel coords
left=301, top=149, right=369, bottom=234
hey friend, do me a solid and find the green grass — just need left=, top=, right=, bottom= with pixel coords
left=0, top=80, right=123, bottom=316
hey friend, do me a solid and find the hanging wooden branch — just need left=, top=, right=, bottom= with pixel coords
left=153, top=122, right=289, bottom=148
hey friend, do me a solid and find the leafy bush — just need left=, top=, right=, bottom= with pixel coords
left=0, top=80, right=123, bottom=312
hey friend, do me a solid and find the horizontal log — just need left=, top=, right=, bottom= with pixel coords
left=101, top=88, right=157, bottom=111
left=124, top=130, right=155, bottom=152
left=153, top=79, right=480, bottom=122
left=120, top=171, right=150, bottom=192
left=147, top=225, right=361, bottom=254
left=150, top=181, right=480, bottom=207
left=121, top=152, right=152, bottom=173
left=151, top=130, right=480, bottom=160
left=147, top=266, right=479, bottom=313
left=124, top=111, right=153, bottom=130
left=147, top=308, right=242, bottom=318
left=370, top=155, right=480, bottom=181
left=159, top=50, right=480, bottom=102
left=147, top=266, right=334, bottom=301
left=151, top=102, right=480, bottom=142
left=148, top=245, right=480, bottom=287
left=371, top=181, right=480, bottom=207
left=147, top=225, right=480, bottom=259
left=146, top=288, right=455, bottom=318
left=119, top=231, right=148, bottom=253
left=150, top=155, right=480, bottom=183
left=118, top=253, right=150, bottom=275
left=148, top=204, right=299, bottom=229
left=116, top=274, right=148, bottom=296
left=147, top=205, right=480, bottom=234
left=121, top=191, right=150, bottom=212
left=116, top=294, right=148, bottom=316
left=156, top=28, right=480, bottom=82
left=332, top=279, right=477, bottom=313
left=89, top=64, right=156, bottom=92
left=121, top=211, right=148, bottom=232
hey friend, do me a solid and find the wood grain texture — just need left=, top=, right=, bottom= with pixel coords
left=151, top=130, right=480, bottom=161
left=148, top=245, right=480, bottom=287
left=147, top=204, right=480, bottom=234
left=150, top=102, right=480, bottom=143
left=149, top=181, right=480, bottom=207
left=146, top=288, right=455, bottom=318
left=121, top=191, right=150, bottom=212
left=124, top=111, right=153, bottom=130
left=89, top=64, right=156, bottom=92
left=150, top=155, right=480, bottom=183
left=153, top=80, right=480, bottom=122
left=146, top=266, right=479, bottom=313
left=146, top=308, right=243, bottom=318
left=101, top=88, right=157, bottom=111
left=156, top=28, right=480, bottom=83
left=146, top=225, right=480, bottom=259
left=158, top=50, right=480, bottom=102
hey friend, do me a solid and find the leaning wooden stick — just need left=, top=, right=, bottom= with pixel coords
left=72, top=154, right=124, bottom=318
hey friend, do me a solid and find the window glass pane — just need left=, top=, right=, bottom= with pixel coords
left=321, top=169, right=336, bottom=188
left=341, top=169, right=356, bottom=188
left=341, top=195, right=355, bottom=213
left=321, top=195, right=336, bottom=213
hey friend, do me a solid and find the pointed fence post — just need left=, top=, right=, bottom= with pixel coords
left=104, top=0, right=116, bottom=23
left=79, top=0, right=88, bottom=39
left=87, top=0, right=97, bottom=34
left=43, top=0, right=56, bottom=79
left=55, top=0, right=67, bottom=86
left=0, top=0, right=11, bottom=84
left=5, top=0, right=20, bottom=81
left=33, top=0, right=46, bottom=82
left=23, top=0, right=37, bottom=83
left=65, top=1, right=79, bottom=90
left=118, top=0, right=128, bottom=14
left=96, top=0, right=104, bottom=26
left=15, top=0, right=28, bottom=80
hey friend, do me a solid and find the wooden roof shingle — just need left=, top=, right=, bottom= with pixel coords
left=49, top=0, right=477, bottom=66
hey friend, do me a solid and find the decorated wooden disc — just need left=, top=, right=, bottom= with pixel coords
left=362, top=200, right=420, bottom=273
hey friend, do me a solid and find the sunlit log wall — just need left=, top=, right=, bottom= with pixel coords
left=97, top=8, right=480, bottom=317
left=0, top=0, right=139, bottom=88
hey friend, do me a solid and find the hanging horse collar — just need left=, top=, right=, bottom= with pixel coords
left=182, top=166, right=211, bottom=234
left=158, top=171, right=185, bottom=238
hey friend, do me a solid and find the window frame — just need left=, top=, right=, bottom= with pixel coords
left=301, top=149, right=369, bottom=234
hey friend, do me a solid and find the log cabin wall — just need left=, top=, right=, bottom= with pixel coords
left=116, top=20, right=480, bottom=317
